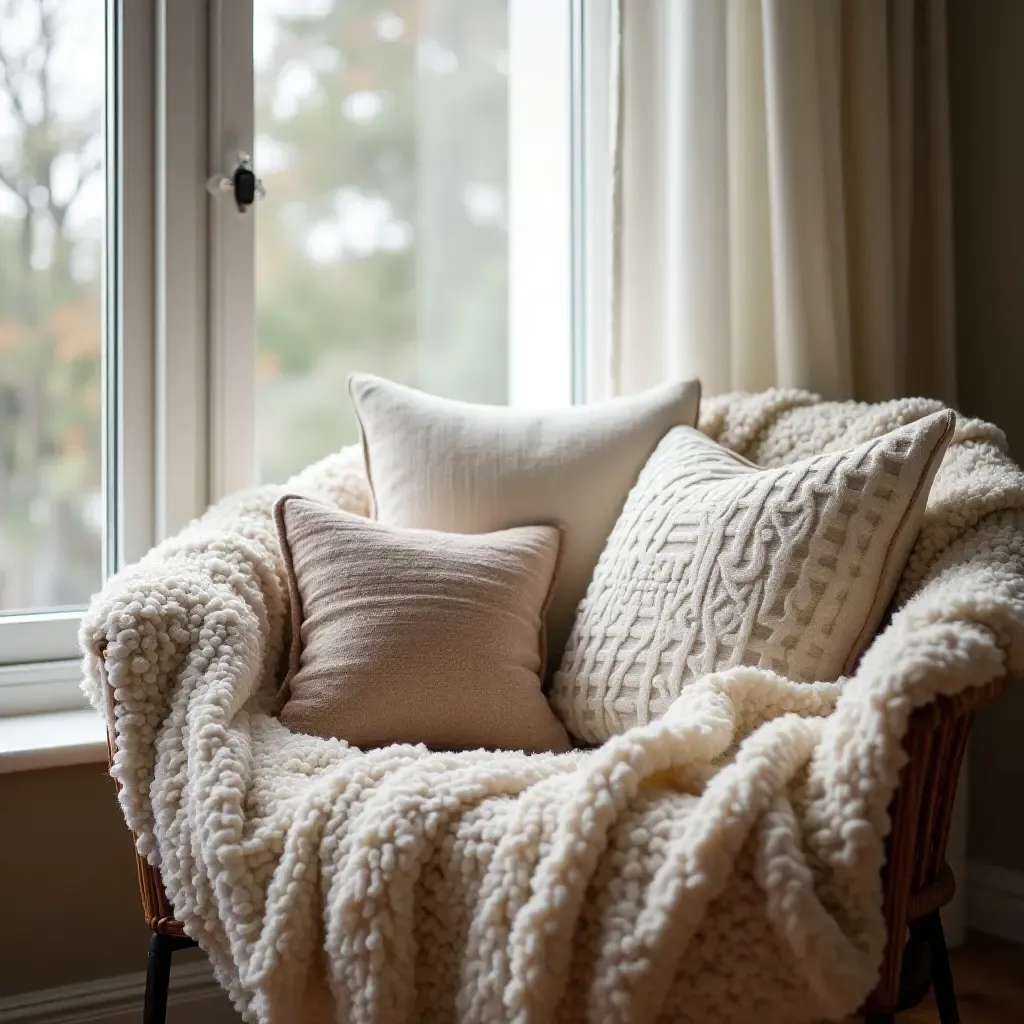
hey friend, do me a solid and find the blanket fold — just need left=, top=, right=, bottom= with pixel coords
left=82, top=393, right=1024, bottom=1024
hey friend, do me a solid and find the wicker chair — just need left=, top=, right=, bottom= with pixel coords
left=97, top=645, right=1009, bottom=1024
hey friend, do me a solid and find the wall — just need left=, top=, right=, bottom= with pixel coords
left=948, top=0, right=1024, bottom=871
left=0, top=762, right=177, bottom=995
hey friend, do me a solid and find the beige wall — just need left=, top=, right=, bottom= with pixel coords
left=948, top=0, right=1024, bottom=871
left=0, top=763, right=170, bottom=995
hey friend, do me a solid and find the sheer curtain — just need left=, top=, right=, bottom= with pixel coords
left=609, top=0, right=958, bottom=405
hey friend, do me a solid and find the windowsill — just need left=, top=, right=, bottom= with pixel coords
left=0, top=708, right=108, bottom=774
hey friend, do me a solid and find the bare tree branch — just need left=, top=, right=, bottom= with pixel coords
left=38, top=0, right=56, bottom=128
left=0, top=1, right=103, bottom=225
left=69, top=154, right=102, bottom=204
left=0, top=32, right=29, bottom=129
left=0, top=0, right=36, bottom=130
left=0, top=161, right=26, bottom=205
left=51, top=152, right=102, bottom=226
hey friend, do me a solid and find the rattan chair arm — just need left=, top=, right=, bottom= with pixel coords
left=864, top=674, right=1011, bottom=1013
left=96, top=643, right=182, bottom=935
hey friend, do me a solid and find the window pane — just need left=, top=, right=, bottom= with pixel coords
left=0, top=0, right=106, bottom=611
left=254, top=0, right=512, bottom=483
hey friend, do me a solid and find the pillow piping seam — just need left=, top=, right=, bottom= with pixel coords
left=273, top=495, right=309, bottom=703
left=348, top=374, right=379, bottom=520
left=842, top=409, right=957, bottom=674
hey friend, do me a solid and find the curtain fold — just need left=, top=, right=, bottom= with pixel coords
left=610, top=0, right=957, bottom=405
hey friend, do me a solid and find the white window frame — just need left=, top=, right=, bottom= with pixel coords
left=208, top=0, right=257, bottom=501
left=0, top=0, right=158, bottom=711
left=573, top=0, right=616, bottom=403
left=1, top=0, right=609, bottom=716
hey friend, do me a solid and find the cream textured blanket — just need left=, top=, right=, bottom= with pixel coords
left=82, top=392, right=1024, bottom=1024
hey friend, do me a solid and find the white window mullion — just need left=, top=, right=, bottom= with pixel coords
left=156, top=0, right=212, bottom=539
left=114, top=0, right=157, bottom=566
left=208, top=0, right=257, bottom=503
left=576, top=0, right=615, bottom=403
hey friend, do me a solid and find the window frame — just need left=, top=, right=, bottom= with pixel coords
left=1, top=0, right=608, bottom=716
left=0, top=0, right=158, bottom=711
left=208, top=0, right=257, bottom=502
left=573, top=0, right=615, bottom=404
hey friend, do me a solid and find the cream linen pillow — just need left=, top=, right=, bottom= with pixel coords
left=275, top=495, right=570, bottom=753
left=348, top=373, right=701, bottom=669
left=553, top=411, right=956, bottom=743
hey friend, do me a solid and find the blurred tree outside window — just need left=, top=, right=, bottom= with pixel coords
left=0, top=0, right=105, bottom=612
left=255, top=0, right=510, bottom=482
left=0, top=0, right=518, bottom=611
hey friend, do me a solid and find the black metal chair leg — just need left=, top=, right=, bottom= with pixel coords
left=916, top=911, right=960, bottom=1024
left=143, top=932, right=198, bottom=1024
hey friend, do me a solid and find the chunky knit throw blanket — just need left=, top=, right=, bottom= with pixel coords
left=82, top=391, right=1024, bottom=1024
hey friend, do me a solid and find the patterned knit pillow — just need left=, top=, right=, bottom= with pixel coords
left=552, top=410, right=956, bottom=743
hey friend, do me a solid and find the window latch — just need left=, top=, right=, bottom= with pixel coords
left=206, top=153, right=266, bottom=213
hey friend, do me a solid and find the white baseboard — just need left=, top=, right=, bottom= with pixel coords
left=0, top=960, right=238, bottom=1024
left=967, top=861, right=1024, bottom=944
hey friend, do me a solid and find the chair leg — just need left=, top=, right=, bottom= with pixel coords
left=143, top=932, right=198, bottom=1024
left=143, top=933, right=173, bottom=1024
left=916, top=911, right=960, bottom=1024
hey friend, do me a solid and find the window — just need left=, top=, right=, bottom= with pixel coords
left=0, top=0, right=108, bottom=708
left=0, top=0, right=153, bottom=713
left=0, top=0, right=105, bottom=612
left=254, top=1, right=520, bottom=481
left=214, top=0, right=575, bottom=490
left=1, top=0, right=607, bottom=716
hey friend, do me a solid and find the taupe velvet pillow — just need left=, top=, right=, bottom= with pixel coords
left=275, top=495, right=570, bottom=753
left=348, top=373, right=701, bottom=670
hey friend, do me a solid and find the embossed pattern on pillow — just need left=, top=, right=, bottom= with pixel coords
left=553, top=410, right=956, bottom=743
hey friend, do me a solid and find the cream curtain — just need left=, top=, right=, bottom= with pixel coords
left=608, top=0, right=966, bottom=945
left=610, top=0, right=958, bottom=405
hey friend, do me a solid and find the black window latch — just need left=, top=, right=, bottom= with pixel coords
left=207, top=153, right=266, bottom=214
